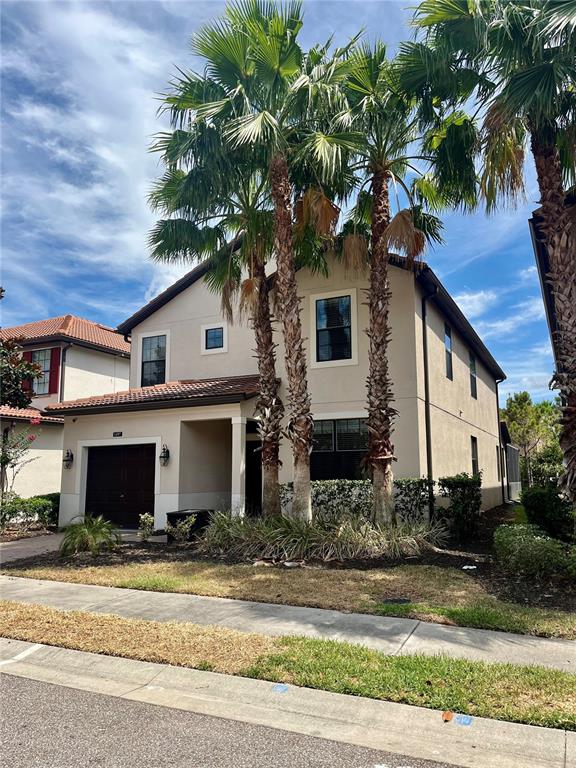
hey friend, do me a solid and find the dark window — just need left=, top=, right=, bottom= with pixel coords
left=336, top=419, right=369, bottom=451
left=444, top=324, right=453, bottom=380
left=141, top=335, right=166, bottom=387
left=496, top=445, right=501, bottom=482
left=205, top=326, right=224, bottom=350
left=31, top=349, right=51, bottom=395
left=313, top=420, right=334, bottom=452
left=469, top=351, right=477, bottom=398
left=316, top=295, right=351, bottom=362
left=311, top=418, right=367, bottom=480
left=471, top=436, right=479, bottom=476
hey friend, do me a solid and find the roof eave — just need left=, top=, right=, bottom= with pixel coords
left=19, top=335, right=130, bottom=358
left=46, top=391, right=258, bottom=416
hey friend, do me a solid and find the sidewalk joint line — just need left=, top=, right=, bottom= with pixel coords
left=394, top=622, right=420, bottom=655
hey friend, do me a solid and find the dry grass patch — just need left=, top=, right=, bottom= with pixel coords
left=5, top=559, right=574, bottom=639
left=1, top=600, right=574, bottom=731
left=0, top=600, right=276, bottom=674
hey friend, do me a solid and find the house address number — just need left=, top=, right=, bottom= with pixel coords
left=113, top=431, right=123, bottom=437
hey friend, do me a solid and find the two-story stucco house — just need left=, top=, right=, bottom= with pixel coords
left=0, top=315, right=130, bottom=497
left=47, top=257, right=510, bottom=530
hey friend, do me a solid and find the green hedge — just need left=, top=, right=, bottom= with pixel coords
left=521, top=486, right=574, bottom=541
left=437, top=473, right=482, bottom=543
left=494, top=524, right=572, bottom=580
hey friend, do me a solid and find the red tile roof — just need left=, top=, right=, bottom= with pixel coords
left=0, top=315, right=130, bottom=356
left=0, top=405, right=64, bottom=425
left=46, top=374, right=260, bottom=414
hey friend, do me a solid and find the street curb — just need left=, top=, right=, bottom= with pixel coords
left=0, top=638, right=572, bottom=768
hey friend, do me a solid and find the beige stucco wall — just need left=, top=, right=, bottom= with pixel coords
left=63, top=346, right=129, bottom=399
left=3, top=421, right=63, bottom=498
left=414, top=287, right=502, bottom=509
left=58, top=402, right=249, bottom=528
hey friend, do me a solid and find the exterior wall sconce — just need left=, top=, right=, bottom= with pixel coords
left=63, top=449, right=74, bottom=469
left=159, top=444, right=170, bottom=466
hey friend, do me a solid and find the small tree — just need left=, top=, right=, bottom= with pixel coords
left=0, top=337, right=41, bottom=408
left=0, top=417, right=40, bottom=500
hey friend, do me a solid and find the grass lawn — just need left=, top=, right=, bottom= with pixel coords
left=1, top=600, right=574, bottom=731
left=5, top=556, right=574, bottom=639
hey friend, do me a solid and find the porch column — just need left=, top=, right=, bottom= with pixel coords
left=231, top=416, right=246, bottom=516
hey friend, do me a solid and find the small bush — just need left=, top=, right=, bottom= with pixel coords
left=280, top=479, right=373, bottom=523
left=199, top=511, right=446, bottom=563
left=138, top=512, right=155, bottom=542
left=0, top=493, right=53, bottom=532
left=59, top=515, right=120, bottom=557
left=394, top=478, right=433, bottom=523
left=521, top=486, right=575, bottom=541
left=29, top=492, right=60, bottom=527
left=494, top=525, right=568, bottom=580
left=437, top=473, right=482, bottom=543
left=166, top=514, right=197, bottom=544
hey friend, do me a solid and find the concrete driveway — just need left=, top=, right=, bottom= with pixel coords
left=0, top=533, right=64, bottom=565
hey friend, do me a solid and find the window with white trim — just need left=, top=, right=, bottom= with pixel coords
left=315, top=295, right=352, bottom=362
left=469, top=351, right=478, bottom=398
left=141, top=335, right=166, bottom=387
left=32, top=349, right=51, bottom=395
left=205, top=326, right=224, bottom=350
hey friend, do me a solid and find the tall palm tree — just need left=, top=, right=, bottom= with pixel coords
left=337, top=44, right=473, bottom=526
left=165, top=0, right=356, bottom=519
left=149, top=124, right=285, bottom=517
left=407, top=0, right=576, bottom=500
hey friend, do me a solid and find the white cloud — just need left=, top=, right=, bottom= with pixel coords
left=453, top=289, right=499, bottom=319
left=499, top=341, right=556, bottom=402
left=476, top=296, right=545, bottom=340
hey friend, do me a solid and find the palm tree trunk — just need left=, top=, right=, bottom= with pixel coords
left=368, top=170, right=397, bottom=527
left=252, top=258, right=284, bottom=517
left=530, top=133, right=576, bottom=502
left=269, top=152, right=313, bottom=521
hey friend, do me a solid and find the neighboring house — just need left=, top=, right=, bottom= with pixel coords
left=0, top=315, right=130, bottom=497
left=48, top=258, right=508, bottom=529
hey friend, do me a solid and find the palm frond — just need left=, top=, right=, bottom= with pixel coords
left=383, top=209, right=426, bottom=268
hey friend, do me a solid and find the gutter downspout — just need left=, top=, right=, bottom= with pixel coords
left=421, top=284, right=438, bottom=521
left=496, top=378, right=506, bottom=505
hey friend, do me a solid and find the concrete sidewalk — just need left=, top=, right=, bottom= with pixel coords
left=1, top=574, right=574, bottom=672
left=0, top=638, right=573, bottom=768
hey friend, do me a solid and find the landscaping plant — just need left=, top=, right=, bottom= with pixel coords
left=437, top=473, right=482, bottom=543
left=59, top=515, right=120, bottom=557
left=138, top=512, right=155, bottom=542
left=521, top=486, right=575, bottom=541
left=0, top=493, right=53, bottom=534
left=494, top=524, right=570, bottom=580
left=165, top=514, right=197, bottom=545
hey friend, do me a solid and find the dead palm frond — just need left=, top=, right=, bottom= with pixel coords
left=383, top=209, right=426, bottom=268
left=296, top=187, right=340, bottom=237
left=239, top=276, right=260, bottom=322
left=220, top=278, right=237, bottom=324
left=342, top=233, right=369, bottom=274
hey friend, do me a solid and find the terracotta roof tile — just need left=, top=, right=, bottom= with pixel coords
left=0, top=405, right=64, bottom=425
left=46, top=374, right=260, bottom=414
left=0, top=315, right=130, bottom=356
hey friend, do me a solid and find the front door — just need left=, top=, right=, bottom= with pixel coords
left=85, top=444, right=155, bottom=528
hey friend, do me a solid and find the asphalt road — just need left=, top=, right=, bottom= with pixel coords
left=1, top=674, right=457, bottom=768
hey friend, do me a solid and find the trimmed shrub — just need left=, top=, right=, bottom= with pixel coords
left=494, top=524, right=568, bottom=580
left=165, top=514, right=197, bottom=544
left=59, top=515, right=120, bottom=556
left=394, top=478, right=433, bottom=523
left=199, top=511, right=447, bottom=563
left=521, top=486, right=575, bottom=541
left=29, top=492, right=60, bottom=527
left=437, top=473, right=482, bottom=543
left=0, top=493, right=53, bottom=532
left=280, top=480, right=373, bottom=523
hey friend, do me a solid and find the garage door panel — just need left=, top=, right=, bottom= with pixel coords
left=86, top=444, right=155, bottom=528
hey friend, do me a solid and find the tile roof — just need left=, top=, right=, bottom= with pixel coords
left=0, top=405, right=64, bottom=425
left=0, top=315, right=130, bottom=356
left=46, top=374, right=260, bottom=414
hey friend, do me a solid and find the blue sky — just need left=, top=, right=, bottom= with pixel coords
left=0, top=0, right=554, bottom=402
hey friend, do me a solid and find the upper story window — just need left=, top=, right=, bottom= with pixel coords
left=316, top=295, right=351, bottom=362
left=469, top=351, right=477, bottom=398
left=31, top=349, right=51, bottom=395
left=141, top=335, right=166, bottom=387
left=205, top=326, right=224, bottom=350
left=201, top=323, right=228, bottom=355
left=444, top=323, right=453, bottom=380
left=471, top=435, right=479, bottom=475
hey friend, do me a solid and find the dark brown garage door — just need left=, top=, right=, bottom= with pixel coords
left=85, top=444, right=155, bottom=528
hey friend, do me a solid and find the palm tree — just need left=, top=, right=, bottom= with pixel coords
left=164, top=0, right=356, bottom=520
left=149, top=124, right=285, bottom=517
left=408, top=0, right=576, bottom=500
left=336, top=43, right=472, bottom=526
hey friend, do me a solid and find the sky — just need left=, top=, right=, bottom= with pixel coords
left=0, top=0, right=556, bottom=403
